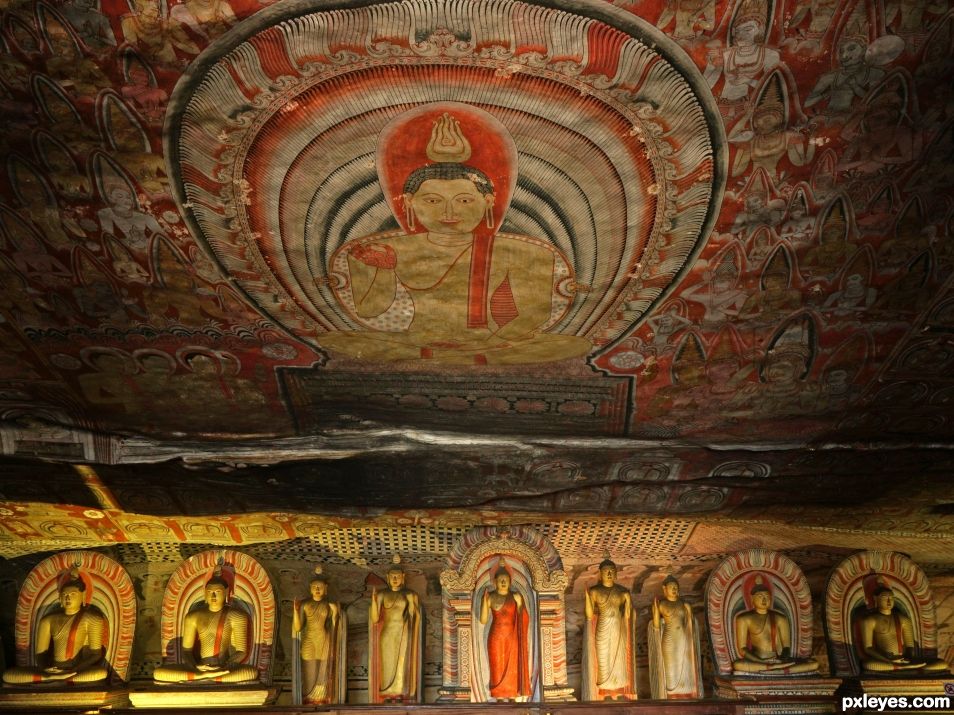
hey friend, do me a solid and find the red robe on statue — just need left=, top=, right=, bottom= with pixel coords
left=487, top=594, right=530, bottom=698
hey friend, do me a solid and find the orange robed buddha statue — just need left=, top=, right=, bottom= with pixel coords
left=479, top=561, right=531, bottom=701
left=855, top=581, right=949, bottom=674
left=2, top=568, right=108, bottom=685
left=152, top=566, right=258, bottom=684
left=323, top=103, right=590, bottom=366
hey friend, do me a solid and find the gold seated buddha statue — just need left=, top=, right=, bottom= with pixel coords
left=2, top=569, right=108, bottom=686
left=855, top=583, right=949, bottom=674
left=152, top=567, right=258, bottom=685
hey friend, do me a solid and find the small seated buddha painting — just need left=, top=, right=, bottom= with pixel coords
left=322, top=102, right=591, bottom=366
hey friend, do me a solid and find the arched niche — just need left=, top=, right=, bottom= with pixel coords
left=825, top=551, right=938, bottom=678
left=159, top=549, right=276, bottom=685
left=13, top=550, right=136, bottom=683
left=438, top=526, right=573, bottom=702
left=706, top=549, right=814, bottom=676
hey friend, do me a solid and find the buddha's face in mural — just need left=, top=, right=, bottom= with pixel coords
left=109, top=186, right=135, bottom=212
left=94, top=354, right=129, bottom=374
left=732, top=19, right=763, bottom=45
left=765, top=355, right=802, bottom=384
left=599, top=564, right=617, bottom=586
left=838, top=40, right=865, bottom=68
left=309, top=579, right=327, bottom=601
left=875, top=589, right=895, bottom=613
left=713, top=275, right=735, bottom=293
left=59, top=584, right=83, bottom=615
left=204, top=582, right=227, bottom=612
left=140, top=355, right=174, bottom=375
left=404, top=179, right=493, bottom=237
left=825, top=368, right=849, bottom=390
left=662, top=580, right=679, bottom=601
left=763, top=273, right=787, bottom=292
left=133, top=0, right=160, bottom=22
left=707, top=359, right=739, bottom=385
left=754, top=110, right=783, bottom=135
left=186, top=355, right=217, bottom=376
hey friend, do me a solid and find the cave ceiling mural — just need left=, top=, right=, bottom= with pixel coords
left=0, top=0, right=953, bottom=554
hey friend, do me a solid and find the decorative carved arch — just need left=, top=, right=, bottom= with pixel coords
left=439, top=526, right=572, bottom=703
left=441, top=528, right=567, bottom=593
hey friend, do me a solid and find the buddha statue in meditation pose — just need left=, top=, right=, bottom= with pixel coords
left=732, top=576, right=819, bottom=675
left=322, top=103, right=590, bottom=366
left=152, top=566, right=258, bottom=684
left=2, top=568, right=108, bottom=685
left=856, top=582, right=949, bottom=674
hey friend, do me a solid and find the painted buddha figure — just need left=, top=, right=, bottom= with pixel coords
left=2, top=568, right=108, bottom=685
left=732, top=576, right=819, bottom=675
left=152, top=566, right=258, bottom=684
left=855, top=581, right=950, bottom=674
left=323, top=103, right=590, bottom=365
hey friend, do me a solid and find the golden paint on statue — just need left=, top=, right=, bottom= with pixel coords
left=648, top=576, right=703, bottom=698
left=582, top=558, right=636, bottom=701
left=732, top=576, right=818, bottom=675
left=2, top=568, right=107, bottom=686
left=292, top=566, right=346, bottom=705
left=324, top=104, right=589, bottom=366
left=152, top=565, right=258, bottom=684
left=369, top=555, right=422, bottom=703
left=855, top=580, right=949, bottom=674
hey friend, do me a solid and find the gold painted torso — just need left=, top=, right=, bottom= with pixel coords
left=300, top=600, right=332, bottom=660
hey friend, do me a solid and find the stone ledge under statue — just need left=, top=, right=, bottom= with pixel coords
left=706, top=550, right=841, bottom=715
left=127, top=550, right=277, bottom=709
left=825, top=551, right=951, bottom=704
left=0, top=551, right=136, bottom=710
